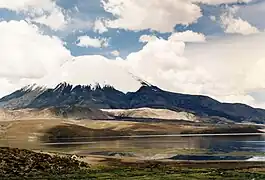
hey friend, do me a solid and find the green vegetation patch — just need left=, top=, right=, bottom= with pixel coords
left=1, top=147, right=265, bottom=180
left=81, top=165, right=265, bottom=180
left=22, top=166, right=264, bottom=180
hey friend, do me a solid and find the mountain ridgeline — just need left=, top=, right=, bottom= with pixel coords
left=0, top=82, right=265, bottom=123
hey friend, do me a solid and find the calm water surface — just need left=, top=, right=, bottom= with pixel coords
left=91, top=134, right=265, bottom=153
left=2, top=134, right=265, bottom=160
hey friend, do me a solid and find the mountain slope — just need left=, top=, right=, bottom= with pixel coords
left=0, top=84, right=46, bottom=109
left=0, top=106, right=112, bottom=121
left=102, top=108, right=197, bottom=122
left=0, top=82, right=265, bottom=123
left=28, top=83, right=128, bottom=109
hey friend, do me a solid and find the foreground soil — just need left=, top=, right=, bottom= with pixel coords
left=0, top=147, right=88, bottom=179
left=1, top=147, right=265, bottom=179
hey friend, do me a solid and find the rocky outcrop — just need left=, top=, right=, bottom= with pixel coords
left=0, top=147, right=88, bottom=178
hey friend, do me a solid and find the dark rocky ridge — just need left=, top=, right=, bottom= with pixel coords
left=1, top=82, right=265, bottom=123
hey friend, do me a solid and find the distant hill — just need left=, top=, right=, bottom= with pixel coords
left=102, top=108, right=198, bottom=122
left=1, top=82, right=265, bottom=123
left=0, top=106, right=112, bottom=121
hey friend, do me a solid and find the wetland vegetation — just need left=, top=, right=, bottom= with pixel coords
left=1, top=147, right=265, bottom=180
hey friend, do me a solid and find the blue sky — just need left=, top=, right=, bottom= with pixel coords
left=0, top=1, right=242, bottom=56
left=0, top=0, right=262, bottom=57
left=0, top=0, right=265, bottom=108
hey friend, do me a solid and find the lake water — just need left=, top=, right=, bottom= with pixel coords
left=2, top=134, right=265, bottom=161
left=45, top=134, right=265, bottom=151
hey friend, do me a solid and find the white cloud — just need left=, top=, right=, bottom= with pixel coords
left=0, top=78, right=35, bottom=98
left=93, top=18, right=108, bottom=34
left=76, top=36, right=109, bottom=48
left=0, top=0, right=55, bottom=13
left=245, top=58, right=265, bottom=90
left=48, top=56, right=141, bottom=92
left=124, top=35, right=209, bottom=95
left=210, top=16, right=216, bottom=21
left=126, top=32, right=265, bottom=108
left=1, top=0, right=265, bottom=109
left=31, top=7, right=68, bottom=31
left=183, top=33, right=265, bottom=105
left=0, top=20, right=71, bottom=95
left=65, top=18, right=93, bottom=33
left=139, top=35, right=159, bottom=43
left=193, top=0, right=253, bottom=5
left=169, top=31, right=206, bottom=42
left=237, top=1, right=265, bottom=31
left=218, top=94, right=255, bottom=106
left=0, top=0, right=70, bottom=31
left=111, top=50, right=120, bottom=56
left=100, top=0, right=255, bottom=32
left=101, top=0, right=202, bottom=32
left=1, top=27, right=265, bottom=108
left=220, top=6, right=260, bottom=35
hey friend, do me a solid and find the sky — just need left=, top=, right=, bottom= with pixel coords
left=0, top=0, right=265, bottom=108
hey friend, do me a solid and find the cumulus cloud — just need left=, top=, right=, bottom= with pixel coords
left=193, top=0, right=253, bottom=5
left=48, top=56, right=141, bottom=92
left=65, top=18, right=93, bottom=33
left=101, top=0, right=202, bottom=32
left=237, top=1, right=265, bottom=31
left=0, top=20, right=71, bottom=95
left=100, top=0, right=255, bottom=32
left=169, top=31, right=206, bottom=42
left=31, top=7, right=69, bottom=31
left=111, top=50, right=120, bottom=56
left=1, top=0, right=265, bottom=109
left=1, top=24, right=265, bottom=108
left=76, top=36, right=109, bottom=48
left=44, top=35, right=199, bottom=94
left=0, top=0, right=70, bottom=31
left=125, top=32, right=265, bottom=108
left=0, top=0, right=55, bottom=12
left=245, top=58, right=265, bottom=90
left=184, top=33, right=265, bottom=105
left=220, top=6, right=260, bottom=35
left=93, top=18, right=108, bottom=34
left=0, top=20, right=71, bottom=78
left=66, top=32, right=265, bottom=108
left=124, top=34, right=210, bottom=95
left=139, top=35, right=159, bottom=43
left=210, top=16, right=216, bottom=21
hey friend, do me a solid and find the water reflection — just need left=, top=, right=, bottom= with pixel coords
left=1, top=134, right=265, bottom=156
left=197, top=135, right=265, bottom=153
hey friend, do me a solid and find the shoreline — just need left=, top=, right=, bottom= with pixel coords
left=1, top=147, right=265, bottom=179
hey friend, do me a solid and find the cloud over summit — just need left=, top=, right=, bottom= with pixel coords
left=0, top=0, right=265, bottom=108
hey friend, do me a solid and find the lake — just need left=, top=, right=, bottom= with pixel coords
left=2, top=133, right=265, bottom=161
